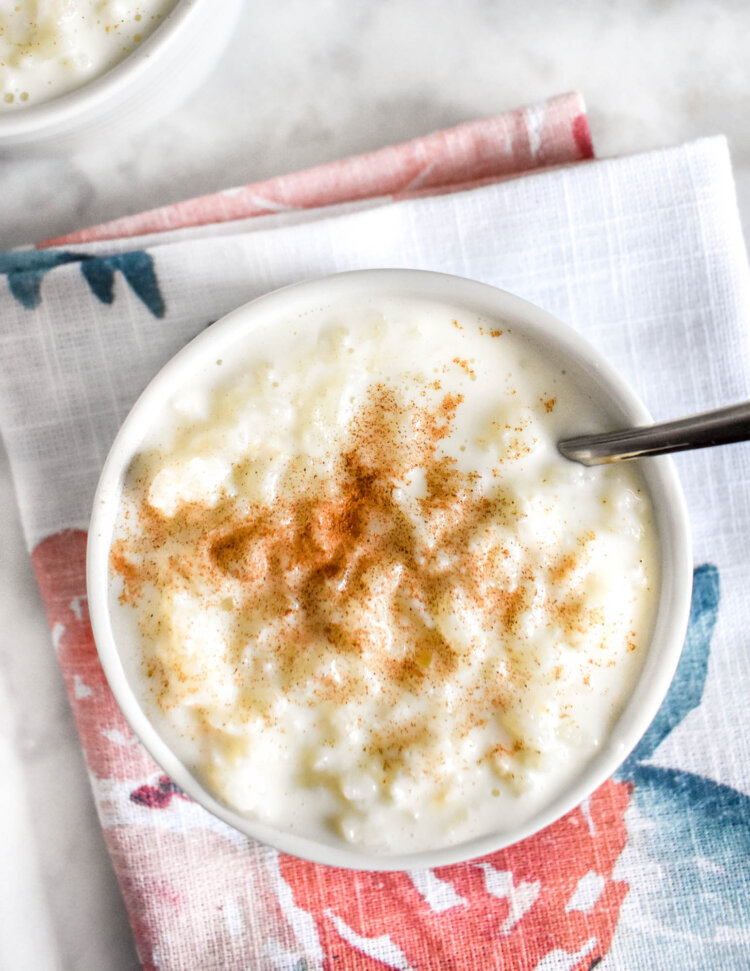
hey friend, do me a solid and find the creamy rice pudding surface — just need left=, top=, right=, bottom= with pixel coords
left=110, top=298, right=658, bottom=853
left=0, top=1, right=177, bottom=108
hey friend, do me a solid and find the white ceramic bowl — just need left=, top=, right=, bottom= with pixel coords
left=0, top=0, right=242, bottom=153
left=87, top=269, right=693, bottom=870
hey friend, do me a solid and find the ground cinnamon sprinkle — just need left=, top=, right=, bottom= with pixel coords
left=115, top=379, right=536, bottom=739
left=452, top=357, right=476, bottom=380
left=111, top=374, right=611, bottom=753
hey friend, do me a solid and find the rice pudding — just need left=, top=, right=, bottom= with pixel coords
left=0, top=0, right=177, bottom=108
left=109, top=297, right=658, bottom=854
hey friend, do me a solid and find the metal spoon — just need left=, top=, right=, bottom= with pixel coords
left=558, top=401, right=750, bottom=466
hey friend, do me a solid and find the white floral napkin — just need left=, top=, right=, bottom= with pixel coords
left=1, top=125, right=749, bottom=969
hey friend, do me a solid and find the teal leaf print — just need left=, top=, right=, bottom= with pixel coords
left=80, top=252, right=165, bottom=317
left=613, top=565, right=750, bottom=966
left=619, top=765, right=750, bottom=961
left=622, top=563, right=719, bottom=771
left=0, top=250, right=83, bottom=309
left=0, top=247, right=165, bottom=318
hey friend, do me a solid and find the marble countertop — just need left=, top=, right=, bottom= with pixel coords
left=2, top=1, right=749, bottom=967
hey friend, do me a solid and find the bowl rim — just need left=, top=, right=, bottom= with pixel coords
left=87, top=268, right=693, bottom=871
left=0, top=0, right=212, bottom=138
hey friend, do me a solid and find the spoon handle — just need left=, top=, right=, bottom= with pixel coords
left=558, top=400, right=750, bottom=466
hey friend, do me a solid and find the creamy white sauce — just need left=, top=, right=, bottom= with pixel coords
left=0, top=0, right=177, bottom=109
left=110, top=298, right=659, bottom=854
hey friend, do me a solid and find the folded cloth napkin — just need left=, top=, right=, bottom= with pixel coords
left=2, top=91, right=750, bottom=970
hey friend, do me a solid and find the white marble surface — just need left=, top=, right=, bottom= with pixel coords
left=1, top=1, right=749, bottom=968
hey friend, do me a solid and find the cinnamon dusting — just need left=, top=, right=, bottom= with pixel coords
left=110, top=358, right=635, bottom=804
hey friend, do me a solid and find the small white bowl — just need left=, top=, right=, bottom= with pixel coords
left=0, top=0, right=242, bottom=153
left=87, top=269, right=693, bottom=870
